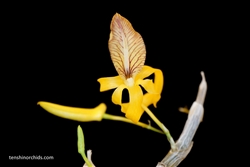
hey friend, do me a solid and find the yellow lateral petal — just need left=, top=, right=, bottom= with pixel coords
left=149, top=68, right=164, bottom=107
left=142, top=93, right=155, bottom=107
left=141, top=93, right=160, bottom=108
left=151, top=94, right=161, bottom=108
left=136, top=78, right=156, bottom=94
left=121, top=103, right=129, bottom=113
left=38, top=101, right=107, bottom=122
left=152, top=94, right=161, bottom=107
left=97, top=76, right=124, bottom=92
left=136, top=66, right=163, bottom=108
left=135, top=66, right=164, bottom=95
left=125, top=85, right=144, bottom=123
left=111, top=84, right=127, bottom=105
left=109, top=13, right=146, bottom=79
left=154, top=68, right=164, bottom=95
left=135, top=65, right=156, bottom=80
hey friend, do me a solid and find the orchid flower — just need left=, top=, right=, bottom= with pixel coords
left=97, top=13, right=164, bottom=123
left=37, top=13, right=177, bottom=151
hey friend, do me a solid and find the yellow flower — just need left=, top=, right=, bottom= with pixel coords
left=97, top=13, right=164, bottom=123
left=38, top=101, right=107, bottom=122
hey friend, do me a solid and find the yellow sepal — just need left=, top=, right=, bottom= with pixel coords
left=97, top=76, right=123, bottom=92
left=125, top=85, right=144, bottom=123
left=38, top=101, right=107, bottom=122
left=136, top=65, right=164, bottom=107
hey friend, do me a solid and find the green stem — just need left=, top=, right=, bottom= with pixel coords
left=102, top=113, right=164, bottom=134
left=142, top=105, right=176, bottom=151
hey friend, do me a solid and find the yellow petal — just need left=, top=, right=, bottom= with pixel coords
left=125, top=85, right=144, bottom=123
left=135, top=65, right=156, bottom=80
left=38, top=101, right=107, bottom=122
left=149, top=68, right=163, bottom=107
left=121, top=103, right=129, bottom=113
left=142, top=93, right=155, bottom=107
left=111, top=84, right=127, bottom=105
left=97, top=76, right=123, bottom=92
left=136, top=65, right=164, bottom=107
left=153, top=68, right=164, bottom=95
left=143, top=93, right=161, bottom=108
left=152, top=94, right=161, bottom=107
left=136, top=78, right=156, bottom=94
left=109, top=13, right=146, bottom=79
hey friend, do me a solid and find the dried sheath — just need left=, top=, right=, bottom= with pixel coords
left=157, top=72, right=207, bottom=167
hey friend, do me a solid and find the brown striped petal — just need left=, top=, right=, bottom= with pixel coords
left=108, top=13, right=146, bottom=80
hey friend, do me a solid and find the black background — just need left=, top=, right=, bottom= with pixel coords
left=5, top=2, right=242, bottom=167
